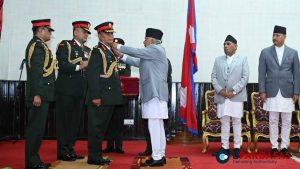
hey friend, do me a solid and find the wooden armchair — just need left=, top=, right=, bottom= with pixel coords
left=202, top=90, right=252, bottom=153
left=251, top=92, right=300, bottom=153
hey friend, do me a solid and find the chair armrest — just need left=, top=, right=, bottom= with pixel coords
left=292, top=110, right=300, bottom=125
left=251, top=110, right=257, bottom=127
left=243, top=110, right=251, bottom=126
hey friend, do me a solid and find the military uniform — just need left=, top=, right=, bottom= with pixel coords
left=116, top=38, right=131, bottom=77
left=104, top=38, right=131, bottom=153
left=86, top=22, right=122, bottom=165
left=55, top=21, right=91, bottom=160
left=25, top=19, right=56, bottom=169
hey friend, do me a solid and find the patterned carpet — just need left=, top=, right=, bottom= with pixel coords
left=130, top=156, right=191, bottom=169
left=50, top=157, right=110, bottom=169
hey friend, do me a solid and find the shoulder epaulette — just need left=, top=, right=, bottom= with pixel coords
left=56, top=40, right=68, bottom=51
left=100, top=44, right=107, bottom=51
left=60, top=40, right=82, bottom=65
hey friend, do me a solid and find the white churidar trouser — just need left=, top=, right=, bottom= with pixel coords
left=143, top=97, right=168, bottom=160
left=220, top=115, right=242, bottom=149
left=148, top=119, right=166, bottom=160
left=269, top=111, right=292, bottom=149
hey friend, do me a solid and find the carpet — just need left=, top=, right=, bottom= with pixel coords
left=51, top=157, right=110, bottom=169
left=130, top=156, right=191, bottom=169
left=0, top=140, right=299, bottom=169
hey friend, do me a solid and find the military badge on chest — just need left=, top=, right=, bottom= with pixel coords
left=75, top=51, right=79, bottom=58
left=107, top=54, right=116, bottom=64
left=118, top=62, right=126, bottom=70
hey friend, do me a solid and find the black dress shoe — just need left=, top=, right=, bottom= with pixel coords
left=145, top=157, right=153, bottom=164
left=102, top=148, right=114, bottom=153
left=233, top=148, right=240, bottom=159
left=141, top=158, right=164, bottom=167
left=138, top=149, right=152, bottom=156
left=212, top=147, right=230, bottom=156
left=115, top=148, right=125, bottom=154
left=59, top=153, right=76, bottom=161
left=87, top=158, right=111, bottom=165
left=162, top=156, right=167, bottom=164
left=271, top=148, right=280, bottom=157
left=145, top=157, right=166, bottom=164
left=71, top=153, right=84, bottom=159
left=280, top=148, right=292, bottom=157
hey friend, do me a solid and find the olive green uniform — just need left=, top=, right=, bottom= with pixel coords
left=55, top=39, right=91, bottom=158
left=86, top=42, right=122, bottom=161
left=105, top=61, right=131, bottom=151
left=25, top=36, right=56, bottom=168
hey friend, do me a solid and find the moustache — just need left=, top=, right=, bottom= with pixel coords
left=273, top=39, right=277, bottom=43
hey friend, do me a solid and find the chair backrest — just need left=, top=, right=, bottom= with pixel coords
left=251, top=92, right=269, bottom=122
left=296, top=98, right=300, bottom=125
left=205, top=90, right=219, bottom=121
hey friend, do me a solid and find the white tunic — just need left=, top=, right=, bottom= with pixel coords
left=263, top=90, right=295, bottom=113
left=263, top=45, right=295, bottom=113
left=217, top=54, right=243, bottom=118
left=142, top=97, right=168, bottom=119
left=217, top=99, right=243, bottom=118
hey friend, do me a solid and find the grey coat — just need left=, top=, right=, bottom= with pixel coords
left=258, top=45, right=300, bottom=98
left=211, top=54, right=249, bottom=104
left=119, top=44, right=169, bottom=103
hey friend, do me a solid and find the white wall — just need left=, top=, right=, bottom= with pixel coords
left=0, top=0, right=300, bottom=82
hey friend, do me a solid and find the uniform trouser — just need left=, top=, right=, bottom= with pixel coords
left=88, top=105, right=116, bottom=161
left=148, top=119, right=166, bottom=160
left=143, top=119, right=152, bottom=151
left=56, top=93, right=84, bottom=157
left=105, top=103, right=125, bottom=150
left=269, top=111, right=292, bottom=149
left=220, top=115, right=242, bottom=149
left=25, top=101, right=49, bottom=168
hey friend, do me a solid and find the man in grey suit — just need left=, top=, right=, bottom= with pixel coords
left=258, top=25, right=300, bottom=157
left=112, top=28, right=168, bottom=167
left=211, top=35, right=249, bottom=159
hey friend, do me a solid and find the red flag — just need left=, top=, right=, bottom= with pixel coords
left=180, top=0, right=198, bottom=135
left=0, top=0, right=3, bottom=39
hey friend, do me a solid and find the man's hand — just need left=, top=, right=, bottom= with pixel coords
left=33, top=95, right=41, bottom=107
left=92, top=99, right=101, bottom=107
left=79, top=61, right=88, bottom=70
left=293, top=95, right=299, bottom=103
left=112, top=48, right=124, bottom=59
left=227, top=91, right=235, bottom=99
left=220, top=89, right=227, bottom=98
left=260, top=93, right=267, bottom=102
left=112, top=42, right=118, bottom=49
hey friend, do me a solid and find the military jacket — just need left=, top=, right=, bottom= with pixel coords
left=55, top=39, right=91, bottom=96
left=25, top=36, right=56, bottom=102
left=86, top=42, right=122, bottom=105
